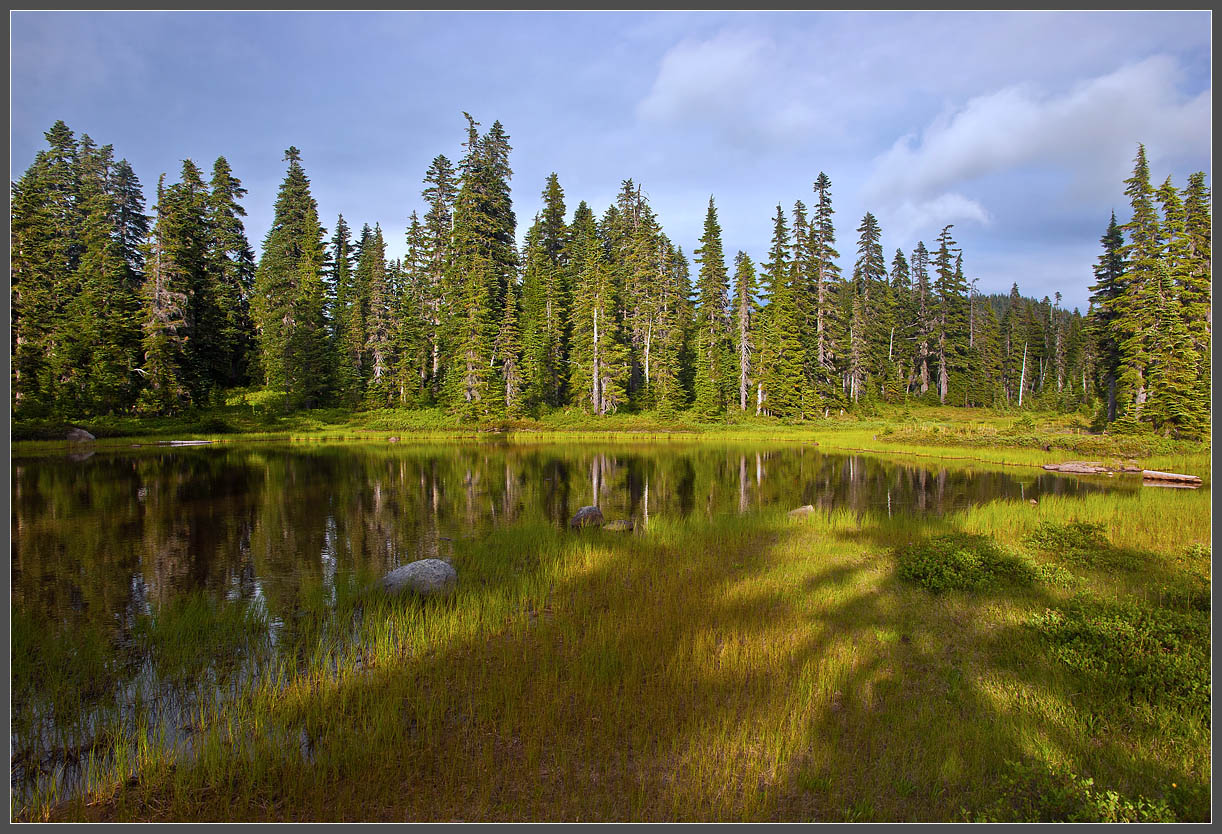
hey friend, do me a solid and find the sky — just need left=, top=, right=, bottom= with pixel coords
left=9, top=11, right=1212, bottom=312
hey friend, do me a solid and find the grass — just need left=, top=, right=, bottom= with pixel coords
left=14, top=464, right=1211, bottom=822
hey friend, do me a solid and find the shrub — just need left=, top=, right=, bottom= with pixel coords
left=1028, top=596, right=1209, bottom=714
left=1024, top=522, right=1143, bottom=571
left=896, top=533, right=1035, bottom=594
left=969, top=759, right=1177, bottom=822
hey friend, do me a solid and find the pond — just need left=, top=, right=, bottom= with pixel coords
left=9, top=439, right=1141, bottom=810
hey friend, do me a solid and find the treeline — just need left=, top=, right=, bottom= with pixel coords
left=9, top=120, right=1210, bottom=437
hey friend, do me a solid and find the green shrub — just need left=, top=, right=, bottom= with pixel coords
left=970, top=759, right=1177, bottom=822
left=896, top=533, right=1035, bottom=594
left=1024, top=521, right=1144, bottom=571
left=1029, top=596, right=1210, bottom=714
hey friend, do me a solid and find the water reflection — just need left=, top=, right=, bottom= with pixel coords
left=12, top=441, right=1137, bottom=631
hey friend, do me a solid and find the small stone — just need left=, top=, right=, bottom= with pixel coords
left=788, top=505, right=816, bottom=518
left=388, top=436, right=400, bottom=444
left=381, top=559, right=457, bottom=597
left=569, top=505, right=605, bottom=528
left=66, top=427, right=95, bottom=443
left=603, top=519, right=635, bottom=532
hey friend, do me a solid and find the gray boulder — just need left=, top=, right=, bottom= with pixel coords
left=787, top=504, right=816, bottom=518
left=603, top=518, right=635, bottom=532
left=66, top=427, right=96, bottom=443
left=381, top=559, right=457, bottom=597
left=569, top=505, right=605, bottom=528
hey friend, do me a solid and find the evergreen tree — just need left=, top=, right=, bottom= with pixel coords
left=569, top=210, right=626, bottom=414
left=329, top=215, right=360, bottom=403
left=361, top=225, right=395, bottom=408
left=1113, top=144, right=1162, bottom=422
left=757, top=205, right=804, bottom=417
left=251, top=146, right=331, bottom=408
left=692, top=196, right=731, bottom=417
left=139, top=174, right=193, bottom=413
left=807, top=173, right=841, bottom=404
left=885, top=248, right=912, bottom=401
left=206, top=156, right=257, bottom=388
left=1087, top=213, right=1126, bottom=421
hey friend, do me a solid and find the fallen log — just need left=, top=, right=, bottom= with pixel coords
left=1142, top=470, right=1202, bottom=485
left=1042, top=461, right=1110, bottom=474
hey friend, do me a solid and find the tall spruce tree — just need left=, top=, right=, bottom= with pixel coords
left=692, top=196, right=731, bottom=417
left=251, top=146, right=331, bottom=408
left=206, top=157, right=257, bottom=388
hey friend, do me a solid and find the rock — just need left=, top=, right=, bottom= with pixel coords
left=381, top=559, right=457, bottom=597
left=569, top=505, right=605, bottom=528
left=787, top=505, right=816, bottom=518
left=603, top=519, right=635, bottom=532
left=66, top=427, right=95, bottom=443
left=388, top=436, right=400, bottom=443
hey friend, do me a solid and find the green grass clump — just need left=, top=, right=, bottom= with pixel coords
left=896, top=533, right=1035, bottom=594
left=970, top=759, right=1176, bottom=822
left=1024, top=521, right=1145, bottom=571
left=1029, top=596, right=1210, bottom=714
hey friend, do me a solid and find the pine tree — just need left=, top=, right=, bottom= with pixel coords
left=807, top=173, right=841, bottom=404
left=395, top=212, right=432, bottom=406
left=1113, top=144, right=1162, bottom=422
left=885, top=248, right=912, bottom=401
left=569, top=211, right=626, bottom=414
left=206, top=157, right=257, bottom=388
left=911, top=241, right=933, bottom=396
left=11, top=121, right=82, bottom=415
left=361, top=225, right=395, bottom=408
left=421, top=154, right=458, bottom=396
left=931, top=226, right=966, bottom=404
left=1087, top=213, right=1126, bottom=421
left=66, top=138, right=143, bottom=413
left=329, top=215, right=360, bottom=403
left=139, top=174, right=192, bottom=414
left=757, top=205, right=804, bottom=417
left=494, top=277, right=524, bottom=417
left=692, top=196, right=731, bottom=417
left=850, top=211, right=886, bottom=402
left=251, top=146, right=331, bottom=408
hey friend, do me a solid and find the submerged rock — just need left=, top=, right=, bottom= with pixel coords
left=381, top=559, right=457, bottom=597
left=569, top=505, right=605, bottom=529
left=66, top=427, right=95, bottom=443
left=787, top=505, right=816, bottom=518
left=603, top=519, right=635, bottom=532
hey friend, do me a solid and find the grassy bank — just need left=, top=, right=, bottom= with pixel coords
left=17, top=474, right=1210, bottom=822
left=12, top=401, right=1210, bottom=483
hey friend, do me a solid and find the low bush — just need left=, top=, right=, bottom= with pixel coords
left=896, top=533, right=1035, bottom=594
left=1028, top=596, right=1210, bottom=714
left=969, top=759, right=1177, bottom=822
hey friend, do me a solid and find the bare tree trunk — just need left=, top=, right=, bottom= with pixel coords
left=1018, top=342, right=1027, bottom=407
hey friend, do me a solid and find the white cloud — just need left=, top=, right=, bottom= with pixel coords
left=864, top=55, right=1211, bottom=209
left=886, top=193, right=992, bottom=245
left=636, top=29, right=818, bottom=147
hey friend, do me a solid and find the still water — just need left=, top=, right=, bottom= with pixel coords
left=12, top=440, right=1134, bottom=632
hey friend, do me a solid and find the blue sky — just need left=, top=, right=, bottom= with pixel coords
left=10, top=11, right=1212, bottom=311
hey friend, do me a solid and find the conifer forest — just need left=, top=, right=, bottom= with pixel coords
left=9, top=118, right=1211, bottom=437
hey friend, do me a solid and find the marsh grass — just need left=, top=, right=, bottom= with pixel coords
left=15, top=448, right=1211, bottom=823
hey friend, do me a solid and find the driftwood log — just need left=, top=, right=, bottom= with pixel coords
left=1042, top=461, right=1111, bottom=474
left=1141, top=470, right=1202, bottom=485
